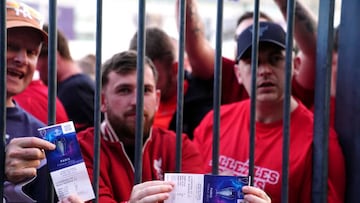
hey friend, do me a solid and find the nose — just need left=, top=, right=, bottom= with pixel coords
left=129, top=91, right=137, bottom=106
left=13, top=49, right=28, bottom=66
left=257, top=63, right=272, bottom=77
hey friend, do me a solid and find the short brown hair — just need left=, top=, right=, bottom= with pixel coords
left=129, top=27, right=175, bottom=68
left=101, top=50, right=158, bottom=87
left=40, top=24, right=73, bottom=60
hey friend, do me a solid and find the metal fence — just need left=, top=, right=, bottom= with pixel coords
left=1, top=0, right=359, bottom=203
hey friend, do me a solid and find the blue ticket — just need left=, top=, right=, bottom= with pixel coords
left=204, top=175, right=249, bottom=203
left=38, top=121, right=95, bottom=201
left=38, top=121, right=83, bottom=171
left=165, top=173, right=249, bottom=203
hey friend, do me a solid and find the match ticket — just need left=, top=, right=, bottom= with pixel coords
left=38, top=121, right=95, bottom=201
left=165, top=173, right=249, bottom=203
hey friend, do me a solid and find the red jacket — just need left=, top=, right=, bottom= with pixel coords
left=77, top=122, right=205, bottom=203
left=14, top=80, right=69, bottom=124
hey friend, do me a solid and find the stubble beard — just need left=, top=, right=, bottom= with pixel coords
left=107, top=110, right=154, bottom=146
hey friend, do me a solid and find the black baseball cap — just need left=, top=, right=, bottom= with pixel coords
left=236, top=22, right=286, bottom=62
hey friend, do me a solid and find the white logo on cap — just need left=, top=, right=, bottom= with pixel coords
left=7, top=1, right=43, bottom=26
left=14, top=4, right=33, bottom=19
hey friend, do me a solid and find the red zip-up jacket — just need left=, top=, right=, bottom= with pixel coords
left=78, top=121, right=205, bottom=203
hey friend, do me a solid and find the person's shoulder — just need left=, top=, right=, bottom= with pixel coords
left=216, top=99, right=250, bottom=120
left=151, top=127, right=176, bottom=137
left=6, top=105, right=45, bottom=142
left=196, top=99, right=248, bottom=127
left=152, top=127, right=196, bottom=142
left=77, top=127, right=95, bottom=142
left=9, top=104, right=45, bottom=127
left=146, top=127, right=176, bottom=148
left=151, top=127, right=195, bottom=148
left=222, top=56, right=235, bottom=67
left=293, top=101, right=315, bottom=122
left=76, top=73, right=95, bottom=84
left=14, top=81, right=45, bottom=99
left=60, top=74, right=95, bottom=88
left=223, top=99, right=249, bottom=110
left=28, top=79, right=46, bottom=88
left=58, top=74, right=95, bottom=97
left=69, top=73, right=95, bottom=85
left=290, top=101, right=316, bottom=137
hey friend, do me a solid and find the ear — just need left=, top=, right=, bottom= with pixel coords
left=155, top=89, right=161, bottom=112
left=234, top=64, right=243, bottom=84
left=100, top=90, right=107, bottom=112
left=293, top=56, right=301, bottom=76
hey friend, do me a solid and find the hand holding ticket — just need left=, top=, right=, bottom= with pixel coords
left=38, top=121, right=95, bottom=202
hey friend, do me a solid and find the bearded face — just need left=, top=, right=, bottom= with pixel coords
left=106, top=105, right=155, bottom=146
left=101, top=66, right=160, bottom=146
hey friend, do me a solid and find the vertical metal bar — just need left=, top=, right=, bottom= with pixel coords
left=92, top=0, right=103, bottom=202
left=48, top=0, right=57, bottom=126
left=282, top=0, right=295, bottom=202
left=211, top=0, right=224, bottom=176
left=0, top=0, right=6, bottom=201
left=312, top=0, right=335, bottom=202
left=175, top=0, right=186, bottom=172
left=248, top=0, right=260, bottom=185
left=335, top=1, right=360, bottom=203
left=48, top=1, right=57, bottom=202
left=134, top=0, right=146, bottom=185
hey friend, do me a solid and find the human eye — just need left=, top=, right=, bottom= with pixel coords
left=27, top=49, right=39, bottom=57
left=117, top=87, right=131, bottom=95
left=268, top=54, right=285, bottom=66
left=7, top=43, right=19, bottom=52
left=144, top=85, right=154, bottom=94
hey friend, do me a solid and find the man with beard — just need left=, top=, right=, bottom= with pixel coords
left=76, top=50, right=205, bottom=202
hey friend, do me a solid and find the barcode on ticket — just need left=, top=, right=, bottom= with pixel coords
left=61, top=121, right=76, bottom=134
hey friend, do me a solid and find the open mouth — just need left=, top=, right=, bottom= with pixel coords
left=257, top=82, right=274, bottom=88
left=7, top=69, right=25, bottom=79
